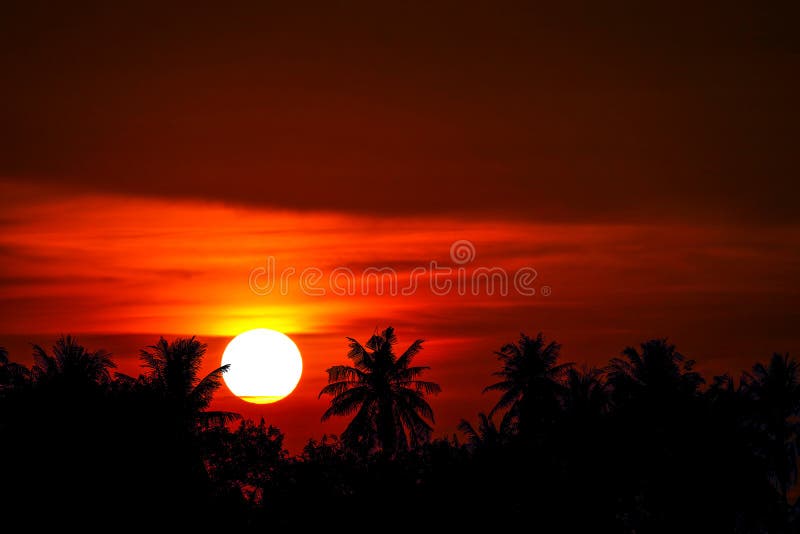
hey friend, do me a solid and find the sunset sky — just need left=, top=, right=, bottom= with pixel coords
left=2, top=2, right=798, bottom=452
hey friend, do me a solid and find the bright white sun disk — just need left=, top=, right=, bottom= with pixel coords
left=221, top=328, right=303, bottom=404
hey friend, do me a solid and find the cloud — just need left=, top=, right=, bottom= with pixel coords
left=0, top=3, right=797, bottom=223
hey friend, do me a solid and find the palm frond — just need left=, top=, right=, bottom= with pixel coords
left=190, top=364, right=230, bottom=410
left=345, top=338, right=371, bottom=367
left=198, top=410, right=242, bottom=428
left=318, top=380, right=359, bottom=399
left=408, top=380, right=441, bottom=395
left=113, top=372, right=138, bottom=387
left=549, top=362, right=574, bottom=375
left=397, top=404, right=433, bottom=445
left=396, top=339, right=424, bottom=369
left=488, top=387, right=522, bottom=417
left=457, top=418, right=479, bottom=442
left=321, top=386, right=370, bottom=421
left=395, top=365, right=431, bottom=381
left=340, top=402, right=377, bottom=450
left=483, top=380, right=513, bottom=394
left=382, top=326, right=397, bottom=345
left=139, top=337, right=169, bottom=378
left=326, top=365, right=365, bottom=383
left=396, top=387, right=436, bottom=422
left=31, top=344, right=56, bottom=376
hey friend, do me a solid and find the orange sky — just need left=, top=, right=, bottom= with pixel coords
left=2, top=181, right=799, bottom=452
left=1, top=2, right=798, bottom=452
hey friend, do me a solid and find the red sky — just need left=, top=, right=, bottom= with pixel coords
left=1, top=2, right=799, bottom=452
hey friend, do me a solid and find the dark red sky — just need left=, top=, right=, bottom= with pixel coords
left=3, top=1, right=798, bottom=221
left=1, top=2, right=799, bottom=452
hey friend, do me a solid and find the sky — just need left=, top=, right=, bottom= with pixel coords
left=1, top=2, right=799, bottom=452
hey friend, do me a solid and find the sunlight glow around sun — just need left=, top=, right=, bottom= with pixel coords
left=221, top=328, right=303, bottom=404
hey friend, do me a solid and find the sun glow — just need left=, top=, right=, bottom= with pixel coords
left=221, top=328, right=303, bottom=404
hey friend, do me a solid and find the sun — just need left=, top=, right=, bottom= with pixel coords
left=221, top=328, right=303, bottom=404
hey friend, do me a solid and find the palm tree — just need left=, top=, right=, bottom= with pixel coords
left=318, top=327, right=440, bottom=457
left=0, top=346, right=30, bottom=391
left=603, top=340, right=706, bottom=527
left=743, top=353, right=800, bottom=503
left=484, top=332, right=571, bottom=439
left=606, top=338, right=704, bottom=409
left=458, top=412, right=511, bottom=451
left=561, top=366, right=609, bottom=421
left=139, top=336, right=239, bottom=430
left=31, top=335, right=115, bottom=389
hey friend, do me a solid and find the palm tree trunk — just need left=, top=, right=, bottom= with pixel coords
left=377, top=399, right=397, bottom=457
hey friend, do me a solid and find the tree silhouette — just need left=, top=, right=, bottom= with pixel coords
left=556, top=365, right=612, bottom=521
left=129, top=336, right=241, bottom=526
left=604, top=339, right=707, bottom=530
left=561, top=366, right=608, bottom=420
left=319, top=327, right=440, bottom=457
left=4, top=328, right=800, bottom=530
left=139, top=336, right=239, bottom=430
left=606, top=338, right=704, bottom=406
left=31, top=335, right=115, bottom=389
left=0, top=346, right=30, bottom=391
left=484, top=332, right=571, bottom=439
left=458, top=412, right=510, bottom=451
left=704, top=372, right=783, bottom=531
left=743, top=353, right=800, bottom=503
left=0, top=337, right=124, bottom=526
left=203, top=418, right=287, bottom=504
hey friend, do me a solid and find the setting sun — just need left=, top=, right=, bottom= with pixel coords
left=221, top=328, right=303, bottom=404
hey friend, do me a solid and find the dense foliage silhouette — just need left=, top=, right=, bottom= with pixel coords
left=1, top=329, right=799, bottom=532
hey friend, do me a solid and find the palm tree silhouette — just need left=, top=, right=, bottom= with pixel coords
left=139, top=336, right=239, bottom=430
left=604, top=340, right=707, bottom=528
left=0, top=346, right=30, bottom=391
left=319, top=327, right=440, bottom=457
left=561, top=366, right=609, bottom=420
left=458, top=412, right=511, bottom=451
left=31, top=335, right=115, bottom=388
left=484, top=332, right=571, bottom=439
left=606, top=338, right=704, bottom=407
left=743, top=353, right=800, bottom=503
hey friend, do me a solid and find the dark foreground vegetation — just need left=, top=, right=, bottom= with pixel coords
left=1, top=328, right=799, bottom=532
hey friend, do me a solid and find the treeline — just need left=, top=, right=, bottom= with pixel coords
left=1, top=329, right=799, bottom=532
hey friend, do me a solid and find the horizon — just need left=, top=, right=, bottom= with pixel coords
left=0, top=325, right=788, bottom=455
